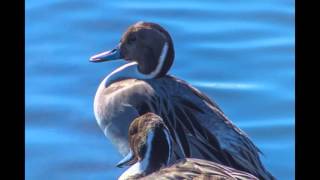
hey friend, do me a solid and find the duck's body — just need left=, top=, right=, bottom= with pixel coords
left=90, top=21, right=274, bottom=180
left=117, top=113, right=258, bottom=180
left=95, top=70, right=270, bottom=179
left=142, top=158, right=258, bottom=180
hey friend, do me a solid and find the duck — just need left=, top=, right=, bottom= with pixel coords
left=116, top=112, right=259, bottom=180
left=90, top=21, right=274, bottom=180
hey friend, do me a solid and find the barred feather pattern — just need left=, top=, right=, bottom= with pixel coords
left=141, top=158, right=259, bottom=180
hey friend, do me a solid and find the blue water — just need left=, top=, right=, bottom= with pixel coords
left=25, top=0, right=295, bottom=179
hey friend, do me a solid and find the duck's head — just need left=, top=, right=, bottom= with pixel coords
left=90, top=21, right=175, bottom=78
left=116, top=113, right=172, bottom=177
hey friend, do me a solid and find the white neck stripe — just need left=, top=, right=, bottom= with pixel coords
left=143, top=42, right=168, bottom=78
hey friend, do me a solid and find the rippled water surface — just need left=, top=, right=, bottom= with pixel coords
left=26, top=0, right=295, bottom=179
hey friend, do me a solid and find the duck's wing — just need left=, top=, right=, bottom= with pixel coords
left=143, top=158, right=259, bottom=180
left=146, top=75, right=275, bottom=180
left=103, top=77, right=274, bottom=179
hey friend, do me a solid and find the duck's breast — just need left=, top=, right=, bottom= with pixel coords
left=93, top=78, right=157, bottom=155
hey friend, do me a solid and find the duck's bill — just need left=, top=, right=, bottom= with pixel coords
left=116, top=150, right=135, bottom=168
left=90, top=46, right=122, bottom=62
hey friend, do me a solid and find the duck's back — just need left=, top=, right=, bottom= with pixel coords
left=94, top=75, right=274, bottom=180
left=140, top=158, right=259, bottom=180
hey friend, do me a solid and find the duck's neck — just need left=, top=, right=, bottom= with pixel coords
left=138, top=42, right=169, bottom=78
left=103, top=43, right=169, bottom=88
left=119, top=129, right=172, bottom=180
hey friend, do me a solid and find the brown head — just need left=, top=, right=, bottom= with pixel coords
left=116, top=113, right=172, bottom=176
left=90, top=21, right=175, bottom=78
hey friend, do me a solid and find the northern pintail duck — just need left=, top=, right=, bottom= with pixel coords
left=117, top=113, right=259, bottom=180
left=90, top=21, right=274, bottom=179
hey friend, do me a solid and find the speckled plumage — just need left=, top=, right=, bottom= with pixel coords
left=142, top=158, right=258, bottom=180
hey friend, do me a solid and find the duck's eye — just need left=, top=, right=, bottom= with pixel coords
left=128, top=36, right=136, bottom=44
